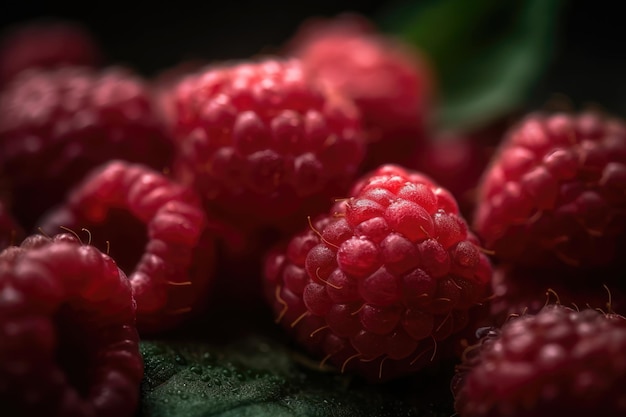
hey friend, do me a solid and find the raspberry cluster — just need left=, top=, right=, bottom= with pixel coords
left=0, top=12, right=625, bottom=417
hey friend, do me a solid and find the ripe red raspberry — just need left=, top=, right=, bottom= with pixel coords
left=474, top=112, right=626, bottom=269
left=0, top=234, right=143, bottom=417
left=170, top=58, right=365, bottom=232
left=0, top=19, right=101, bottom=86
left=453, top=305, right=626, bottom=417
left=152, top=59, right=207, bottom=131
left=0, top=199, right=22, bottom=251
left=286, top=14, right=434, bottom=170
left=0, top=66, right=173, bottom=229
left=490, top=264, right=626, bottom=322
left=410, top=132, right=493, bottom=220
left=264, top=164, right=492, bottom=381
left=38, top=160, right=216, bottom=334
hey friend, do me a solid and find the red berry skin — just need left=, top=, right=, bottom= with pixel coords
left=0, top=66, right=173, bottom=229
left=286, top=14, right=434, bottom=170
left=409, top=133, right=492, bottom=220
left=38, top=160, right=216, bottom=334
left=0, top=235, right=143, bottom=417
left=264, top=164, right=492, bottom=381
left=170, top=58, right=366, bottom=233
left=474, top=112, right=626, bottom=270
left=0, top=19, right=101, bottom=86
left=453, top=305, right=626, bottom=417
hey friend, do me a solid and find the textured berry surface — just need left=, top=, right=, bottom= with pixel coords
left=453, top=305, right=626, bottom=417
left=286, top=14, right=433, bottom=169
left=0, top=234, right=143, bottom=417
left=264, top=164, right=492, bottom=381
left=0, top=19, right=101, bottom=86
left=474, top=112, right=626, bottom=269
left=0, top=66, right=173, bottom=229
left=38, top=160, right=216, bottom=334
left=170, top=58, right=365, bottom=232
left=489, top=264, right=626, bottom=322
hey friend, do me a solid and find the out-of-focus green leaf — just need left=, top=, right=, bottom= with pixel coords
left=381, top=0, right=563, bottom=129
left=138, top=335, right=453, bottom=417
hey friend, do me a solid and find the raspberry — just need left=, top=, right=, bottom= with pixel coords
left=263, top=164, right=492, bottom=381
left=0, top=19, right=101, bottom=86
left=286, top=14, right=434, bottom=169
left=410, top=132, right=492, bottom=220
left=0, top=66, right=173, bottom=229
left=0, top=234, right=143, bottom=417
left=490, top=264, right=626, bottom=322
left=0, top=200, right=22, bottom=251
left=453, top=305, right=626, bottom=417
left=474, top=112, right=626, bottom=269
left=170, top=58, right=365, bottom=232
left=152, top=59, right=207, bottom=131
left=38, top=160, right=216, bottom=334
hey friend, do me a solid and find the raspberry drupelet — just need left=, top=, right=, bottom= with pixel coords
left=0, top=66, right=173, bottom=229
left=453, top=305, right=626, bottom=417
left=286, top=14, right=434, bottom=170
left=264, top=165, right=492, bottom=381
left=170, top=58, right=366, bottom=232
left=38, top=160, right=216, bottom=334
left=0, top=233, right=143, bottom=417
left=474, top=111, right=626, bottom=269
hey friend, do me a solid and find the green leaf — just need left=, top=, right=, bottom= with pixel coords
left=138, top=334, right=453, bottom=417
left=381, top=0, right=563, bottom=130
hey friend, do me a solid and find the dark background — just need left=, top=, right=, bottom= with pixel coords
left=1, top=0, right=625, bottom=118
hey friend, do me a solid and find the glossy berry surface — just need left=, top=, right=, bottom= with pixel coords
left=453, top=305, right=626, bottom=417
left=474, top=112, right=626, bottom=269
left=0, top=66, right=172, bottom=229
left=264, top=165, right=492, bottom=381
left=0, top=234, right=143, bottom=417
left=170, top=58, right=365, bottom=232
left=38, top=160, right=216, bottom=334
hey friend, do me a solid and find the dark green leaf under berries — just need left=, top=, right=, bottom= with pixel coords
left=139, top=334, right=454, bottom=417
